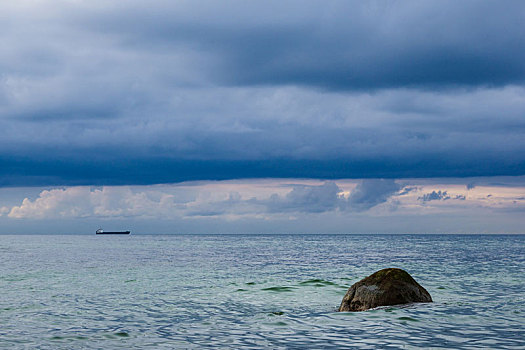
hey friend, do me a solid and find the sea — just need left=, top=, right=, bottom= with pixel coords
left=0, top=234, right=523, bottom=349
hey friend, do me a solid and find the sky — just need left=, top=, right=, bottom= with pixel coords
left=1, top=0, right=524, bottom=233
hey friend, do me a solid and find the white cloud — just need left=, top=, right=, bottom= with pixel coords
left=7, top=186, right=185, bottom=219
left=0, top=206, right=9, bottom=216
left=8, top=187, right=92, bottom=219
left=3, top=178, right=524, bottom=224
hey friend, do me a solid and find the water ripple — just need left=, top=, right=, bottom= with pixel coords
left=0, top=234, right=523, bottom=349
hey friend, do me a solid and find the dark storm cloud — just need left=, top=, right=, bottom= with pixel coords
left=345, top=179, right=402, bottom=211
left=1, top=1, right=525, bottom=186
left=257, top=180, right=402, bottom=213
left=262, top=182, right=343, bottom=213
left=419, top=190, right=451, bottom=202
left=77, top=0, right=525, bottom=90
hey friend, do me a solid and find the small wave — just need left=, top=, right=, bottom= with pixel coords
left=261, top=286, right=296, bottom=292
left=50, top=335, right=88, bottom=341
left=398, top=316, right=419, bottom=322
left=269, top=311, right=284, bottom=316
left=299, top=279, right=338, bottom=287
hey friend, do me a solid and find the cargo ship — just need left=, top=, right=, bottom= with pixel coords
left=96, top=228, right=130, bottom=235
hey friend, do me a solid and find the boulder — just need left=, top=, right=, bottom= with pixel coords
left=338, top=268, right=432, bottom=312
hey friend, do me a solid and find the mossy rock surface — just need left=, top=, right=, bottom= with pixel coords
left=338, top=268, right=432, bottom=312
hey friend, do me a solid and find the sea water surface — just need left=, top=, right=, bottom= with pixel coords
left=0, top=234, right=524, bottom=349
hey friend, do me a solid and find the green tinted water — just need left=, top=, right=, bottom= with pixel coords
left=0, top=234, right=523, bottom=349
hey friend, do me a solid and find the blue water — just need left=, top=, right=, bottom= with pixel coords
left=0, top=234, right=524, bottom=349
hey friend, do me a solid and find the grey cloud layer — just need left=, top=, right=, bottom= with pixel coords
left=189, top=180, right=403, bottom=216
left=1, top=177, right=523, bottom=234
left=78, top=0, right=525, bottom=89
left=1, top=1, right=525, bottom=185
left=346, top=179, right=401, bottom=211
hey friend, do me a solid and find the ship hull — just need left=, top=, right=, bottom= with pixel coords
left=96, top=231, right=130, bottom=235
